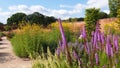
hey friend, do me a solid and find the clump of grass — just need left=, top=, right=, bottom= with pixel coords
left=11, top=24, right=73, bottom=58
left=32, top=48, right=72, bottom=68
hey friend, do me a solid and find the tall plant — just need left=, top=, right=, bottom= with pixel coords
left=109, top=0, right=120, bottom=17
left=85, top=8, right=100, bottom=39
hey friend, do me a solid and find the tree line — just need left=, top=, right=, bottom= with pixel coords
left=7, top=12, right=57, bottom=27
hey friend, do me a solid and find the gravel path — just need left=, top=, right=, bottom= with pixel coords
left=0, top=37, right=31, bottom=68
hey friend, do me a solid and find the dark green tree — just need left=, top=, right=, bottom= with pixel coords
left=7, top=13, right=27, bottom=25
left=98, top=12, right=109, bottom=19
left=85, top=8, right=100, bottom=38
left=26, top=12, right=56, bottom=27
left=26, top=12, right=44, bottom=24
left=109, top=0, right=120, bottom=17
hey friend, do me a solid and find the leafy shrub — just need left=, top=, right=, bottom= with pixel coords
left=85, top=8, right=100, bottom=38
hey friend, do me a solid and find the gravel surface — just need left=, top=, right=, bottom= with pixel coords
left=0, top=37, right=31, bottom=68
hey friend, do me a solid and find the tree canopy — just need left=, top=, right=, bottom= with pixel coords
left=109, top=0, right=120, bottom=17
left=7, top=13, right=27, bottom=25
left=7, top=12, right=56, bottom=27
left=98, top=12, right=109, bottom=19
left=85, top=8, right=100, bottom=38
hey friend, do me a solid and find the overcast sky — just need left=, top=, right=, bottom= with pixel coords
left=0, top=0, right=109, bottom=24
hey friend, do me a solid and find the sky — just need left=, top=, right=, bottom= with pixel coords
left=0, top=0, right=109, bottom=24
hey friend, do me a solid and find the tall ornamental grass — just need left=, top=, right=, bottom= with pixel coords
left=11, top=24, right=59, bottom=58
left=11, top=24, right=73, bottom=58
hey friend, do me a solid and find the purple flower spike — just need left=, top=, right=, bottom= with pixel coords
left=56, top=47, right=61, bottom=57
left=97, top=30, right=101, bottom=42
left=59, top=40, right=62, bottom=47
left=93, top=31, right=97, bottom=46
left=81, top=27, right=86, bottom=39
left=86, top=42, right=90, bottom=55
left=58, top=18, right=67, bottom=49
left=95, top=53, right=99, bottom=65
left=106, top=35, right=113, bottom=57
left=73, top=50, right=78, bottom=59
left=100, top=32, right=105, bottom=45
left=102, top=65, right=106, bottom=68
left=91, top=31, right=94, bottom=44
left=113, top=35, right=119, bottom=53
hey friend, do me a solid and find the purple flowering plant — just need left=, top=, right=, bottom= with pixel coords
left=56, top=18, right=120, bottom=68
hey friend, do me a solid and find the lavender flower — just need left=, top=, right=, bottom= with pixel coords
left=58, top=18, right=71, bottom=64
left=113, top=35, right=119, bottom=53
left=95, top=53, right=99, bottom=65
left=93, top=31, right=97, bottom=46
left=106, top=35, right=113, bottom=57
left=86, top=42, right=90, bottom=55
left=102, top=65, right=106, bottom=68
left=93, top=31, right=99, bottom=49
left=58, top=18, right=67, bottom=49
left=73, top=50, right=78, bottom=59
left=81, top=27, right=86, bottom=39
left=91, top=31, right=94, bottom=44
left=56, top=47, right=61, bottom=57
left=100, top=32, right=105, bottom=45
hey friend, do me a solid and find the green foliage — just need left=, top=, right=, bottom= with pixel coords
left=98, top=12, right=109, bottom=19
left=85, top=8, right=100, bottom=37
left=117, top=9, right=120, bottom=28
left=4, top=25, right=11, bottom=31
left=6, top=32, right=15, bottom=39
left=109, top=0, right=120, bottom=17
left=32, top=48, right=75, bottom=68
left=7, top=12, right=56, bottom=27
left=26, top=12, right=56, bottom=27
left=11, top=30, right=58, bottom=58
left=11, top=24, right=73, bottom=58
left=7, top=13, right=27, bottom=25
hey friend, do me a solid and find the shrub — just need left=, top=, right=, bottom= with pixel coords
left=85, top=8, right=100, bottom=38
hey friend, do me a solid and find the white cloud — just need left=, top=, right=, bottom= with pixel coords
left=103, top=10, right=110, bottom=14
left=86, top=0, right=108, bottom=8
left=0, top=0, right=109, bottom=24
left=60, top=5, right=73, bottom=8
left=0, top=4, right=85, bottom=23
left=9, top=5, right=28, bottom=11
left=0, top=11, right=11, bottom=23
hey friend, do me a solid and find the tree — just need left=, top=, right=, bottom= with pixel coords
left=26, top=12, right=44, bottom=24
left=85, top=8, right=100, bottom=38
left=7, top=13, right=26, bottom=25
left=26, top=12, right=56, bottom=27
left=109, top=0, right=120, bottom=17
left=98, top=12, right=109, bottom=19
left=0, top=22, right=4, bottom=31
left=117, top=9, right=120, bottom=28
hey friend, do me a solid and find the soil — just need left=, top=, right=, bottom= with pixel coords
left=0, top=37, right=31, bottom=68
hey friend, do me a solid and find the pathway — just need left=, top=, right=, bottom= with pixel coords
left=0, top=37, right=31, bottom=68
